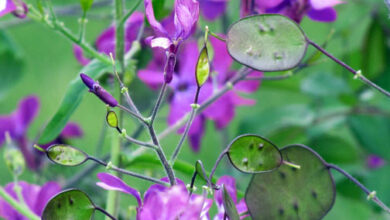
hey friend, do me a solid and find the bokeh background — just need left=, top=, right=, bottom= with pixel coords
left=1, top=0, right=390, bottom=219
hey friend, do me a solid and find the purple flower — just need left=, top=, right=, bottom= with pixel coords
left=244, top=0, right=343, bottom=23
left=0, top=0, right=28, bottom=18
left=145, top=0, right=199, bottom=83
left=96, top=173, right=212, bottom=219
left=73, top=12, right=144, bottom=65
left=0, top=181, right=61, bottom=220
left=0, top=96, right=83, bottom=169
left=213, top=176, right=248, bottom=220
left=366, top=155, right=386, bottom=169
left=198, top=0, right=229, bottom=21
left=145, top=0, right=199, bottom=49
left=139, top=36, right=262, bottom=151
left=80, top=73, right=118, bottom=107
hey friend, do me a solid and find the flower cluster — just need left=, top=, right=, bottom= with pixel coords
left=0, top=96, right=83, bottom=169
left=97, top=173, right=246, bottom=219
left=0, top=181, right=61, bottom=219
left=0, top=0, right=28, bottom=18
left=243, top=0, right=343, bottom=23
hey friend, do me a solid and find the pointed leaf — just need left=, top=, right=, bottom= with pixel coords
left=42, top=189, right=95, bottom=220
left=195, top=160, right=208, bottom=182
left=46, top=144, right=88, bottom=166
left=196, top=46, right=210, bottom=87
left=39, top=60, right=111, bottom=144
left=245, top=144, right=335, bottom=220
left=227, top=134, right=282, bottom=173
left=227, top=14, right=307, bottom=71
left=222, top=185, right=240, bottom=220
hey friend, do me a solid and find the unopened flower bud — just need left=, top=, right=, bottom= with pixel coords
left=80, top=73, right=118, bottom=107
left=12, top=2, right=28, bottom=19
left=164, top=53, right=176, bottom=83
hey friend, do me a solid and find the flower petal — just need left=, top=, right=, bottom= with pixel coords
left=0, top=0, right=16, bottom=17
left=144, top=0, right=168, bottom=36
left=60, top=122, right=83, bottom=139
left=199, top=0, right=227, bottom=21
left=73, top=45, right=90, bottom=66
left=13, top=96, right=39, bottom=139
left=310, top=0, right=343, bottom=10
left=234, top=71, right=262, bottom=93
left=174, top=0, right=199, bottom=39
left=151, top=37, right=172, bottom=49
left=96, top=173, right=142, bottom=206
left=307, top=7, right=337, bottom=22
left=33, top=182, right=61, bottom=215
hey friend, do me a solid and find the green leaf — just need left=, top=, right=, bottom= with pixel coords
left=245, top=144, right=335, bottom=220
left=308, top=135, right=359, bottom=164
left=227, top=14, right=307, bottom=72
left=106, top=111, right=119, bottom=128
left=227, top=134, right=282, bottom=173
left=39, top=60, right=111, bottom=144
left=42, top=189, right=95, bottom=220
left=80, top=0, right=94, bottom=13
left=348, top=115, right=390, bottom=160
left=0, top=31, right=24, bottom=100
left=222, top=185, right=240, bottom=220
left=362, top=18, right=386, bottom=80
left=46, top=144, right=88, bottom=166
left=196, top=46, right=210, bottom=87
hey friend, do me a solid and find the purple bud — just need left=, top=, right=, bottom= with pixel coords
left=164, top=53, right=176, bottom=83
left=366, top=155, right=386, bottom=169
left=12, top=2, right=28, bottom=19
left=80, top=73, right=118, bottom=107
left=93, top=84, right=118, bottom=107
left=80, top=73, right=95, bottom=90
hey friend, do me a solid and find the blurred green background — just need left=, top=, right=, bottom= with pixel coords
left=1, top=0, right=390, bottom=219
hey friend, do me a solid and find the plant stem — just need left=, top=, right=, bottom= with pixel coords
left=0, top=187, right=40, bottom=220
left=117, top=104, right=146, bottom=123
left=88, top=156, right=169, bottom=185
left=78, top=11, right=88, bottom=43
left=308, top=40, right=390, bottom=98
left=327, top=163, right=390, bottom=213
left=95, top=206, right=117, bottom=220
left=106, top=0, right=125, bottom=217
left=150, top=83, right=168, bottom=125
left=170, top=106, right=197, bottom=165
left=28, top=5, right=111, bottom=65
left=157, top=67, right=251, bottom=140
left=119, top=0, right=142, bottom=27
left=209, top=149, right=228, bottom=182
left=148, top=126, right=177, bottom=185
left=122, top=133, right=157, bottom=149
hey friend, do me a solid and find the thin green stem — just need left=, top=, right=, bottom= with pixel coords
left=78, top=11, right=88, bottom=43
left=209, top=149, right=228, bottom=182
left=327, top=163, right=390, bottom=213
left=27, top=3, right=111, bottom=65
left=117, top=104, right=146, bottom=123
left=106, top=0, right=125, bottom=217
left=148, top=126, right=177, bottom=185
left=95, top=206, right=117, bottom=220
left=170, top=106, right=197, bottom=165
left=88, top=156, right=169, bottom=186
left=156, top=67, right=251, bottom=140
left=308, top=39, right=390, bottom=98
left=150, top=83, right=168, bottom=125
left=0, top=187, right=40, bottom=220
left=119, top=0, right=142, bottom=27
